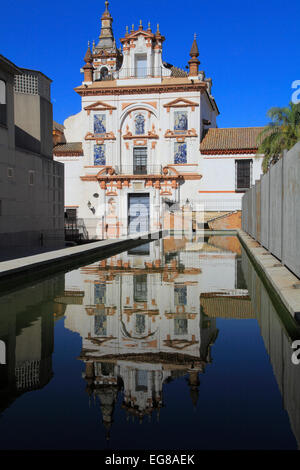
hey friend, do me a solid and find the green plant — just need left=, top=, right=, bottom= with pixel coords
left=257, top=102, right=300, bottom=173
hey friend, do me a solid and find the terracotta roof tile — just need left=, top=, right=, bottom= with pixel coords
left=53, top=142, right=83, bottom=156
left=201, top=293, right=255, bottom=319
left=200, top=127, right=264, bottom=155
left=170, top=66, right=188, bottom=77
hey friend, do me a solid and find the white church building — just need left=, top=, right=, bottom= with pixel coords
left=53, top=1, right=263, bottom=239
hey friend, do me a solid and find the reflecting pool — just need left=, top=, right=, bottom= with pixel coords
left=0, top=235, right=300, bottom=450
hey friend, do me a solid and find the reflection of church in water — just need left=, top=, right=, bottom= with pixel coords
left=63, top=235, right=248, bottom=438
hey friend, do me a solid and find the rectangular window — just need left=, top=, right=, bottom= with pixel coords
left=0, top=80, right=7, bottom=126
left=135, top=314, right=146, bottom=335
left=133, top=274, right=147, bottom=303
left=135, top=55, right=147, bottom=78
left=174, top=318, right=188, bottom=335
left=7, top=168, right=14, bottom=178
left=174, top=285, right=187, bottom=306
left=235, top=159, right=252, bottom=191
left=94, top=144, right=105, bottom=165
left=133, top=147, right=147, bottom=174
left=65, top=208, right=77, bottom=221
left=174, top=142, right=187, bottom=164
left=135, top=370, right=148, bottom=391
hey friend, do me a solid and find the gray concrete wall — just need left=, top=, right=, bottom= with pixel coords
left=247, top=188, right=253, bottom=237
left=269, top=158, right=282, bottom=259
left=255, top=180, right=261, bottom=243
left=282, top=143, right=300, bottom=277
left=0, top=60, right=65, bottom=254
left=40, top=96, right=53, bottom=158
left=242, top=142, right=300, bottom=278
left=242, top=193, right=248, bottom=233
left=14, top=92, right=41, bottom=153
left=252, top=186, right=257, bottom=239
left=0, top=150, right=64, bottom=250
left=260, top=171, right=269, bottom=249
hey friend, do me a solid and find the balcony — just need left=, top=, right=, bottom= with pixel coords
left=95, top=67, right=171, bottom=81
left=115, top=165, right=162, bottom=175
left=117, top=67, right=171, bottom=79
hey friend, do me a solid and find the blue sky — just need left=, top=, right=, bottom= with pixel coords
left=1, top=0, right=299, bottom=127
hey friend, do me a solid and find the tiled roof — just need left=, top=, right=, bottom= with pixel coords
left=170, top=66, right=188, bottom=77
left=200, top=127, right=264, bottom=154
left=201, top=293, right=255, bottom=319
left=53, top=142, right=83, bottom=156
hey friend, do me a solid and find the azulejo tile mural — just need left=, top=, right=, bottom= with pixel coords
left=94, top=283, right=106, bottom=304
left=94, top=144, right=106, bottom=165
left=174, top=142, right=187, bottom=164
left=94, top=313, right=107, bottom=336
left=174, top=111, right=188, bottom=133
left=135, top=113, right=145, bottom=135
left=94, top=114, right=106, bottom=134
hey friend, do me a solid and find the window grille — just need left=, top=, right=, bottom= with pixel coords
left=14, top=74, right=38, bottom=95
left=235, top=159, right=252, bottom=191
left=15, top=360, right=40, bottom=390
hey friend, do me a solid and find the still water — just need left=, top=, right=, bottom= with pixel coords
left=0, top=235, right=300, bottom=450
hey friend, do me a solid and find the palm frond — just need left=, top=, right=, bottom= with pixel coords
left=257, top=102, right=300, bottom=173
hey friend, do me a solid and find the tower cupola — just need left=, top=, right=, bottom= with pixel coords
left=95, top=1, right=115, bottom=53
left=188, top=34, right=200, bottom=77
left=90, top=1, right=123, bottom=81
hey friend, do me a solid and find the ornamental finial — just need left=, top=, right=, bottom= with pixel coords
left=105, top=1, right=109, bottom=11
left=84, top=41, right=93, bottom=64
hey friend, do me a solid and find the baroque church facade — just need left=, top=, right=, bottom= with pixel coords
left=54, top=1, right=263, bottom=239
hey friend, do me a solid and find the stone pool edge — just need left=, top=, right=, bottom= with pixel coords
left=237, top=229, right=300, bottom=320
left=0, top=230, right=167, bottom=280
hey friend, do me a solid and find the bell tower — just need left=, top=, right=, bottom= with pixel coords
left=91, top=1, right=123, bottom=80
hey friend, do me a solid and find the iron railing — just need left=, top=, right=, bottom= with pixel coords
left=116, top=67, right=170, bottom=79
left=94, top=67, right=171, bottom=81
left=64, top=218, right=89, bottom=242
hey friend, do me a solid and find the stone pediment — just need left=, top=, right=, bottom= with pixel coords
left=131, top=30, right=154, bottom=39
left=121, top=30, right=155, bottom=42
left=163, top=98, right=199, bottom=112
left=84, top=101, right=116, bottom=115
left=85, top=131, right=116, bottom=142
